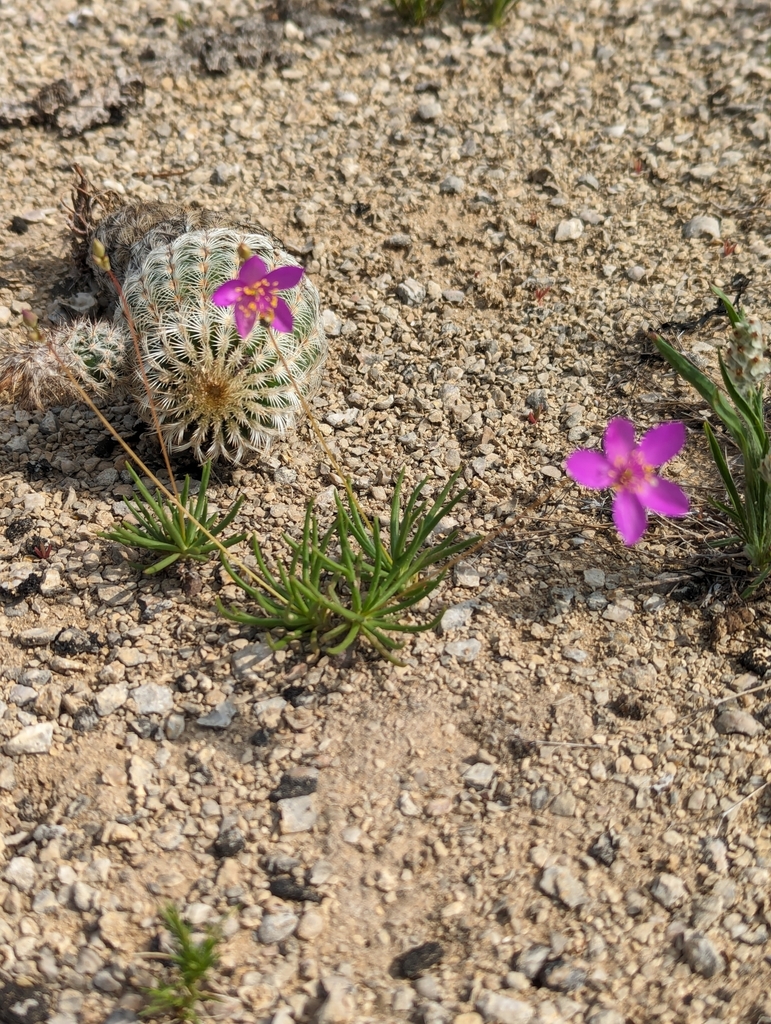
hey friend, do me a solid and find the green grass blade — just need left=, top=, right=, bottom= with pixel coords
left=711, top=285, right=742, bottom=327
left=192, top=462, right=211, bottom=522
left=653, top=334, right=745, bottom=440
left=704, top=422, right=748, bottom=534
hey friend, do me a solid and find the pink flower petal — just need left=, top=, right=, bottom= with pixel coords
left=271, top=297, right=295, bottom=334
left=565, top=450, right=612, bottom=489
left=603, top=418, right=636, bottom=463
left=612, top=490, right=648, bottom=545
left=238, top=254, right=270, bottom=286
left=265, top=265, right=305, bottom=291
left=638, top=421, right=686, bottom=467
left=638, top=476, right=689, bottom=517
left=234, top=302, right=257, bottom=340
left=211, top=280, right=242, bottom=306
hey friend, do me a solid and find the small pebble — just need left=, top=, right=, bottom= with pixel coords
left=539, top=866, right=587, bottom=909
left=440, top=601, right=476, bottom=632
left=96, top=682, right=128, bottom=717
left=297, top=909, right=325, bottom=940
left=417, top=99, right=442, bottom=121
left=4, top=721, right=54, bottom=755
left=682, top=215, right=721, bottom=239
left=396, top=278, right=426, bottom=305
left=650, top=872, right=686, bottom=909
left=132, top=682, right=174, bottom=715
left=197, top=700, right=237, bottom=728
left=554, top=218, right=583, bottom=242
left=214, top=826, right=246, bottom=858
left=278, top=794, right=317, bottom=834
left=714, top=710, right=764, bottom=737
left=682, top=931, right=725, bottom=977
left=4, top=855, right=37, bottom=892
left=317, top=974, right=356, bottom=1024
left=231, top=643, right=272, bottom=682
left=550, top=791, right=577, bottom=817
left=463, top=762, right=495, bottom=790
left=440, top=175, right=465, bottom=194
left=400, top=941, right=444, bottom=979
left=476, top=990, right=534, bottom=1024
left=444, top=638, right=481, bottom=662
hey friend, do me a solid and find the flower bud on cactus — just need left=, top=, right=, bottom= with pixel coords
left=91, top=237, right=111, bottom=272
left=21, top=310, right=45, bottom=345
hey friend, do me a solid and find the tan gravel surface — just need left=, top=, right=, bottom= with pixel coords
left=3, top=2, right=771, bottom=1023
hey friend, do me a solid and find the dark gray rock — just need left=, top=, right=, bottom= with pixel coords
left=682, top=931, right=725, bottom=978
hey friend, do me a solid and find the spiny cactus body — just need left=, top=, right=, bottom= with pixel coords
left=0, top=204, right=327, bottom=464
left=0, top=320, right=125, bottom=409
left=123, top=228, right=326, bottom=463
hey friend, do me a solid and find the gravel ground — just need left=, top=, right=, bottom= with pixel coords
left=3, top=1, right=771, bottom=1023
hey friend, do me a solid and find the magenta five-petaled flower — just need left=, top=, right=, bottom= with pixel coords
left=565, top=418, right=689, bottom=546
left=211, top=255, right=304, bottom=340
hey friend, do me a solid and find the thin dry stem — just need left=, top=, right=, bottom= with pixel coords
left=46, top=343, right=271, bottom=592
left=719, top=782, right=769, bottom=828
left=106, top=265, right=179, bottom=502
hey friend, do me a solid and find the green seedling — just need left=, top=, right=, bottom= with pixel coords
left=219, top=469, right=479, bottom=662
left=141, top=904, right=222, bottom=1024
left=101, top=460, right=245, bottom=574
left=388, top=0, right=446, bottom=26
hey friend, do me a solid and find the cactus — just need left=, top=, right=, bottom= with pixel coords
left=0, top=319, right=125, bottom=409
left=0, top=199, right=327, bottom=464
left=124, top=227, right=326, bottom=462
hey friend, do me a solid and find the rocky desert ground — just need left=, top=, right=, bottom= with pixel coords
left=3, top=1, right=771, bottom=1023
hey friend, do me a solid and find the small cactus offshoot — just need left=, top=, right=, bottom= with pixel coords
left=0, top=317, right=125, bottom=409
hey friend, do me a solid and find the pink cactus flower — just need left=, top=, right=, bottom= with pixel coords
left=566, top=418, right=689, bottom=545
left=211, top=255, right=304, bottom=339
